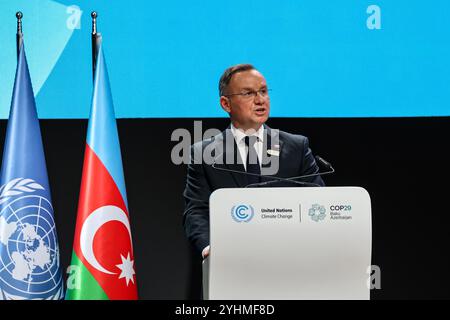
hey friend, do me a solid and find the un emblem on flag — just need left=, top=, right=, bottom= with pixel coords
left=0, top=178, right=63, bottom=300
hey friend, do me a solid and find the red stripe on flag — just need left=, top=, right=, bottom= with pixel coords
left=72, top=143, right=137, bottom=299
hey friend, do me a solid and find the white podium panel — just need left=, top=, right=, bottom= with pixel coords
left=207, top=187, right=372, bottom=300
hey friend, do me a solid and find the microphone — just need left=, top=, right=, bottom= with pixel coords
left=315, top=155, right=332, bottom=170
left=244, top=155, right=334, bottom=188
left=210, top=152, right=312, bottom=187
left=211, top=152, right=333, bottom=188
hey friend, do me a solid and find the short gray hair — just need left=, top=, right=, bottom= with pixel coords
left=218, top=64, right=255, bottom=97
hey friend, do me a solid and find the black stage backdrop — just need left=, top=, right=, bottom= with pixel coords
left=0, top=117, right=448, bottom=300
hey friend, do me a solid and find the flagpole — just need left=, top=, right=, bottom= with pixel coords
left=16, top=11, right=23, bottom=59
left=91, top=11, right=101, bottom=81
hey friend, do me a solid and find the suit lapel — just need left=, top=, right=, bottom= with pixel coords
left=216, top=125, right=284, bottom=186
left=219, top=128, right=247, bottom=188
left=261, top=126, right=283, bottom=179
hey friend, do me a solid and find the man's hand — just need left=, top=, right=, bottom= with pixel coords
left=202, top=245, right=210, bottom=259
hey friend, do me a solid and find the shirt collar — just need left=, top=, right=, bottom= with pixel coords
left=230, top=123, right=264, bottom=144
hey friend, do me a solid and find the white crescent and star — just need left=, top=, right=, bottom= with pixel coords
left=79, top=205, right=135, bottom=285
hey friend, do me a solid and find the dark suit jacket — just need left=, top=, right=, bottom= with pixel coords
left=183, top=125, right=325, bottom=253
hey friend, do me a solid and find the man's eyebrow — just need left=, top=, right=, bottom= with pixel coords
left=240, top=85, right=267, bottom=91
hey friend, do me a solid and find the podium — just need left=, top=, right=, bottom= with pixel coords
left=203, top=187, right=372, bottom=300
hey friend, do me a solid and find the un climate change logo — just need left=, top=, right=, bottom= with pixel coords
left=231, top=205, right=254, bottom=223
left=308, top=204, right=326, bottom=222
left=0, top=178, right=62, bottom=300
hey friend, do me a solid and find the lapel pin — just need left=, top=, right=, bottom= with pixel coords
left=267, top=149, right=280, bottom=156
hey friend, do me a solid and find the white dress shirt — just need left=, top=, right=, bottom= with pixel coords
left=230, top=123, right=264, bottom=170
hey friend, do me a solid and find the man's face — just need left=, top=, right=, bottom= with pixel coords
left=220, top=69, right=270, bottom=131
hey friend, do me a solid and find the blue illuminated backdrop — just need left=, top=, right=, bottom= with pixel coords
left=1, top=0, right=449, bottom=118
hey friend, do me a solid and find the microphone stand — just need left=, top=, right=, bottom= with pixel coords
left=211, top=155, right=334, bottom=188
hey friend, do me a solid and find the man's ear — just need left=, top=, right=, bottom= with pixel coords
left=220, top=96, right=231, bottom=113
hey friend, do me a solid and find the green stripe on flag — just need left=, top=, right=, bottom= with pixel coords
left=65, top=251, right=109, bottom=300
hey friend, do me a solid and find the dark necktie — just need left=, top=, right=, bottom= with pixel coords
left=244, top=136, right=261, bottom=185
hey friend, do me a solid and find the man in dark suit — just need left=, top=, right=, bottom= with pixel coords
left=183, top=64, right=324, bottom=258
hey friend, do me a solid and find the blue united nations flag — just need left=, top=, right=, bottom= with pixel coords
left=0, top=44, right=63, bottom=300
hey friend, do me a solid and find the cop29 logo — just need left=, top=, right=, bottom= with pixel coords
left=308, top=204, right=326, bottom=222
left=231, top=205, right=254, bottom=223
